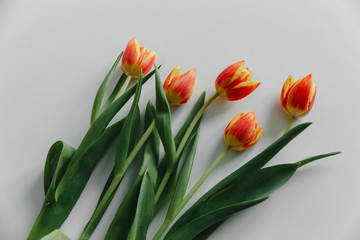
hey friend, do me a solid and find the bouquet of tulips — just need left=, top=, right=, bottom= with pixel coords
left=28, top=38, right=340, bottom=240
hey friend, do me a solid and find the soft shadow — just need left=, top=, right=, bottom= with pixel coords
left=263, top=98, right=289, bottom=139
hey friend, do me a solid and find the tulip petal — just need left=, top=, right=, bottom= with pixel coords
left=281, top=75, right=295, bottom=101
left=164, top=66, right=182, bottom=90
left=243, top=127, right=264, bottom=150
left=125, top=38, right=140, bottom=64
left=215, top=61, right=245, bottom=88
left=286, top=74, right=313, bottom=117
left=165, top=69, right=196, bottom=105
left=298, top=81, right=316, bottom=117
left=141, top=50, right=156, bottom=76
left=225, top=81, right=260, bottom=101
left=225, top=112, right=256, bottom=148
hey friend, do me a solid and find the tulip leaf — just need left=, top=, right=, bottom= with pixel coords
left=165, top=131, right=200, bottom=220
left=81, top=73, right=144, bottom=239
left=126, top=171, right=155, bottom=240
left=43, top=141, right=75, bottom=196
left=165, top=150, right=341, bottom=240
left=114, top=71, right=143, bottom=174
left=154, top=64, right=176, bottom=169
left=164, top=163, right=299, bottom=240
left=163, top=123, right=312, bottom=240
left=29, top=66, right=157, bottom=240
left=91, top=51, right=123, bottom=125
left=40, top=229, right=70, bottom=240
left=95, top=109, right=140, bottom=208
left=105, top=101, right=160, bottom=240
left=183, top=122, right=312, bottom=208
left=155, top=92, right=206, bottom=209
left=165, top=198, right=268, bottom=240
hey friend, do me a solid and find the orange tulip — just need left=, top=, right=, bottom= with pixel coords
left=215, top=61, right=260, bottom=101
left=224, top=111, right=263, bottom=151
left=281, top=74, right=316, bottom=117
left=163, top=66, right=196, bottom=105
left=121, top=38, right=156, bottom=78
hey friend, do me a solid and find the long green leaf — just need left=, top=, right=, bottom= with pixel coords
left=162, top=123, right=311, bottom=239
left=40, top=230, right=70, bottom=240
left=154, top=64, right=176, bottom=169
left=80, top=73, right=144, bottom=239
left=164, top=164, right=299, bottom=240
left=155, top=92, right=206, bottom=209
left=28, top=117, right=125, bottom=239
left=166, top=150, right=340, bottom=239
left=165, top=198, right=267, bottom=240
left=28, top=67, right=157, bottom=240
left=180, top=122, right=311, bottom=209
left=126, top=171, right=155, bottom=240
left=115, top=71, right=143, bottom=174
left=105, top=101, right=160, bottom=240
left=95, top=110, right=140, bottom=208
left=166, top=131, right=200, bottom=220
left=43, top=141, right=75, bottom=195
left=91, top=51, right=123, bottom=125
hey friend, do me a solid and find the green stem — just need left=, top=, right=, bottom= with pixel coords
left=176, top=92, right=218, bottom=159
left=80, top=120, right=155, bottom=240
left=153, top=146, right=231, bottom=240
left=154, top=92, right=219, bottom=203
left=285, top=116, right=295, bottom=133
left=115, top=74, right=132, bottom=101
left=154, top=168, right=173, bottom=203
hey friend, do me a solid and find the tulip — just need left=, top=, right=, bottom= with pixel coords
left=121, top=38, right=156, bottom=78
left=163, top=66, right=196, bottom=105
left=215, top=61, right=260, bottom=101
left=224, top=111, right=263, bottom=151
left=281, top=74, right=316, bottom=118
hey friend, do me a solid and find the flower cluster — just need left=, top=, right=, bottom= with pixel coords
left=28, top=38, right=339, bottom=240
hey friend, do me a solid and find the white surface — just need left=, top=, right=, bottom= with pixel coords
left=0, top=0, right=359, bottom=239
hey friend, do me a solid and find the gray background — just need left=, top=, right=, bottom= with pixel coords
left=1, top=0, right=359, bottom=239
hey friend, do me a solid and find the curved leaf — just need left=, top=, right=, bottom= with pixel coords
left=28, top=117, right=125, bottom=240
left=44, top=141, right=75, bottom=195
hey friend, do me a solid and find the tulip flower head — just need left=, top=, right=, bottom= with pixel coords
left=215, top=61, right=260, bottom=101
left=163, top=66, right=196, bottom=105
left=224, top=111, right=263, bottom=151
left=281, top=74, right=316, bottom=118
left=121, top=38, right=156, bottom=78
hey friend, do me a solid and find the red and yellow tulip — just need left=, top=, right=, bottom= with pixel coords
left=121, top=38, right=156, bottom=78
left=215, top=61, right=260, bottom=101
left=224, top=111, right=263, bottom=151
left=281, top=74, right=316, bottom=117
left=163, top=66, right=196, bottom=105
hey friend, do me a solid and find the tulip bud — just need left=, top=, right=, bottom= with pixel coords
left=281, top=74, right=316, bottom=117
left=215, top=61, right=260, bottom=101
left=224, top=111, right=263, bottom=151
left=121, top=38, right=156, bottom=78
left=163, top=66, right=196, bottom=105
